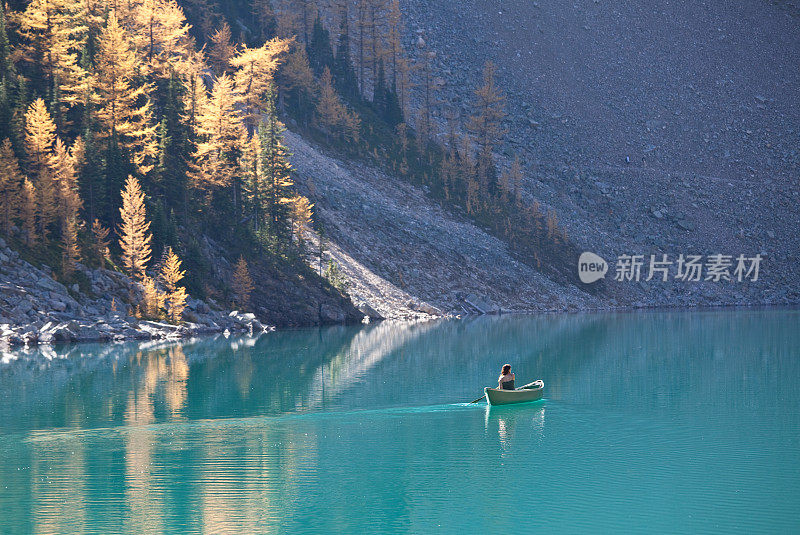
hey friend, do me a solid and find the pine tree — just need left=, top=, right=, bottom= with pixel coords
left=159, top=246, right=187, bottom=323
left=467, top=61, right=507, bottom=196
left=0, top=138, right=23, bottom=234
left=20, top=178, right=38, bottom=245
left=118, top=175, right=152, bottom=279
left=252, top=0, right=277, bottom=42
left=231, top=255, right=254, bottom=309
left=258, top=107, right=295, bottom=245
left=333, top=4, right=359, bottom=101
left=155, top=72, right=190, bottom=212
left=95, top=12, right=157, bottom=175
left=308, top=14, right=334, bottom=75
left=24, top=98, right=58, bottom=239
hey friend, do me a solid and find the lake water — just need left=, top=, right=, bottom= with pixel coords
left=1, top=309, right=798, bottom=534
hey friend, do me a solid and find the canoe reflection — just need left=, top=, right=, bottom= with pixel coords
left=484, top=403, right=545, bottom=451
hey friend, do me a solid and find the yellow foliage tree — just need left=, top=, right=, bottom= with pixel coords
left=231, top=37, right=291, bottom=130
left=49, top=137, right=82, bottom=226
left=207, top=21, right=235, bottom=74
left=190, top=74, right=244, bottom=204
left=231, top=255, right=254, bottom=309
left=315, top=67, right=360, bottom=143
left=16, top=0, right=87, bottom=122
left=20, top=178, right=39, bottom=246
left=61, top=212, right=80, bottom=277
left=118, top=175, right=152, bottom=279
left=159, top=247, right=187, bottom=323
left=0, top=139, right=23, bottom=235
left=130, top=0, right=193, bottom=79
left=24, top=99, right=58, bottom=239
left=467, top=61, right=507, bottom=194
left=95, top=12, right=157, bottom=174
left=290, top=195, right=313, bottom=243
left=140, top=275, right=165, bottom=319
left=91, top=218, right=111, bottom=263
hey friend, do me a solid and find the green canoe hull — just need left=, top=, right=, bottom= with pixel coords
left=484, top=382, right=544, bottom=406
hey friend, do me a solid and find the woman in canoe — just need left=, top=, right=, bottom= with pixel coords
left=498, top=364, right=515, bottom=390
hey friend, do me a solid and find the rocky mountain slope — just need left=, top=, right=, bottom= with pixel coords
left=396, top=0, right=800, bottom=306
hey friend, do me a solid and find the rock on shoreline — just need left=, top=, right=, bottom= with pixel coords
left=0, top=237, right=272, bottom=348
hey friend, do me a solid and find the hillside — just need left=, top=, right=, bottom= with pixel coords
left=0, top=0, right=797, bottom=341
left=400, top=0, right=800, bottom=305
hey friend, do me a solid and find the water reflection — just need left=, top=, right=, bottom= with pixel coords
left=1, top=309, right=798, bottom=534
left=485, top=404, right=546, bottom=453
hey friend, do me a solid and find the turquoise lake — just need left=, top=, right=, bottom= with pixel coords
left=1, top=309, right=798, bottom=534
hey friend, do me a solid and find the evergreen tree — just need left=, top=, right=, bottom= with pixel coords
left=155, top=71, right=190, bottom=212
left=333, top=5, right=359, bottom=101
left=258, top=99, right=294, bottom=245
left=308, top=14, right=334, bottom=75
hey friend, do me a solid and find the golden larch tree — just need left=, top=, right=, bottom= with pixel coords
left=467, top=61, right=507, bottom=194
left=207, top=21, right=235, bottom=74
left=231, top=38, right=291, bottom=129
left=159, top=246, right=187, bottom=323
left=20, top=178, right=39, bottom=246
left=91, top=218, right=111, bottom=263
left=140, top=275, right=165, bottom=319
left=130, top=0, right=193, bottom=79
left=0, top=139, right=23, bottom=235
left=190, top=74, right=244, bottom=204
left=118, top=175, right=153, bottom=279
left=231, top=255, right=254, bottom=309
left=95, top=12, right=157, bottom=174
left=49, top=137, right=82, bottom=227
left=16, top=0, right=87, bottom=122
left=315, top=67, right=360, bottom=143
left=290, top=195, right=313, bottom=243
left=61, top=211, right=80, bottom=277
left=24, top=98, right=58, bottom=239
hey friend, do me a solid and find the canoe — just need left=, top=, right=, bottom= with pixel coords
left=484, top=380, right=544, bottom=406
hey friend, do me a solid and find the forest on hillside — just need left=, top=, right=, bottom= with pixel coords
left=0, top=0, right=579, bottom=323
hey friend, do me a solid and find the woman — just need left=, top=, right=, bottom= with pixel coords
left=498, top=364, right=515, bottom=390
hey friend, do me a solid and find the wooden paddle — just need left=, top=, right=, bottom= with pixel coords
left=469, top=393, right=485, bottom=404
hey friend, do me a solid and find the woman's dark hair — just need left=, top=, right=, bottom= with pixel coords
left=502, top=364, right=512, bottom=375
